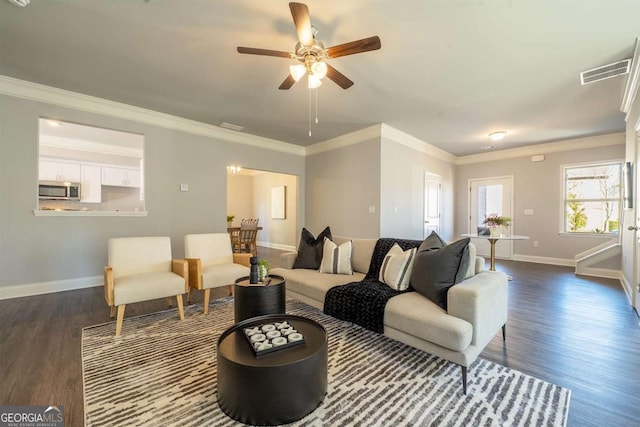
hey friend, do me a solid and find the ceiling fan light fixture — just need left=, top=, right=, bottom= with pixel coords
left=308, top=74, right=322, bottom=89
left=311, top=61, right=327, bottom=79
left=289, top=64, right=306, bottom=82
left=489, top=131, right=507, bottom=141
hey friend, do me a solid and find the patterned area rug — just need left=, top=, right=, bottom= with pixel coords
left=82, top=298, right=571, bottom=426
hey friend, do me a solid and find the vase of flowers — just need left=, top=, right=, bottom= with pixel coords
left=483, top=214, right=511, bottom=237
left=226, top=214, right=235, bottom=227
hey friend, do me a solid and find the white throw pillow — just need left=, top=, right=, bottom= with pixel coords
left=379, top=243, right=417, bottom=290
left=319, top=238, right=353, bottom=275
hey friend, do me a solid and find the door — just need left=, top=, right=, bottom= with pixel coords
left=469, top=176, right=514, bottom=259
left=424, top=172, right=441, bottom=237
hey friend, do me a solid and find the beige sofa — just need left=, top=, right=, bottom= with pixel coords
left=270, top=236, right=509, bottom=393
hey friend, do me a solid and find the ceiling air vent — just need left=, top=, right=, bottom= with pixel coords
left=580, top=59, right=631, bottom=85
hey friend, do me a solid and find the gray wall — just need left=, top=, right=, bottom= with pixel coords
left=251, top=172, right=298, bottom=249
left=455, top=139, right=625, bottom=261
left=380, top=138, right=456, bottom=241
left=305, top=138, right=381, bottom=238
left=0, top=95, right=305, bottom=288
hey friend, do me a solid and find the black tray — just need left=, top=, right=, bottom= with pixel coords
left=243, top=320, right=305, bottom=356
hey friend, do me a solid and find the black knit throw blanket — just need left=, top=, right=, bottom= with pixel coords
left=323, top=238, right=423, bottom=333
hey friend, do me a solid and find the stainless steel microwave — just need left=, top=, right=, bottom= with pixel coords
left=38, top=181, right=81, bottom=201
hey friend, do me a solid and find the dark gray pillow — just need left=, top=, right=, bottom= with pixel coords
left=292, top=226, right=332, bottom=270
left=410, top=238, right=470, bottom=310
left=417, top=231, right=446, bottom=253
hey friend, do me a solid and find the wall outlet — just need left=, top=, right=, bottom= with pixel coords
left=180, top=184, right=189, bottom=192
left=533, top=241, right=539, bottom=247
left=524, top=209, right=534, bottom=215
left=368, top=205, right=376, bottom=214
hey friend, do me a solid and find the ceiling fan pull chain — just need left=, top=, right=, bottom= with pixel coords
left=315, top=88, right=319, bottom=125
left=308, top=87, right=312, bottom=137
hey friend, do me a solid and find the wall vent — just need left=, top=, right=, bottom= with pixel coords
left=580, top=59, right=631, bottom=85
left=220, top=122, right=244, bottom=132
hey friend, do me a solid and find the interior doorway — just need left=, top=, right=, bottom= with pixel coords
left=226, top=168, right=299, bottom=252
left=469, top=176, right=514, bottom=259
left=424, top=172, right=442, bottom=238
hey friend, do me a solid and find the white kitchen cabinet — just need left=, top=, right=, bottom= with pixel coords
left=39, top=160, right=81, bottom=182
left=81, top=165, right=102, bottom=203
left=102, top=166, right=141, bottom=188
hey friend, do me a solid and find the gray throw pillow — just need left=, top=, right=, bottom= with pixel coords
left=292, top=226, right=332, bottom=269
left=410, top=238, right=470, bottom=310
left=418, top=231, right=446, bottom=253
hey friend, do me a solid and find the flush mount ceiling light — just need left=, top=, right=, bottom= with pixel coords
left=7, top=0, right=30, bottom=6
left=489, top=131, right=507, bottom=141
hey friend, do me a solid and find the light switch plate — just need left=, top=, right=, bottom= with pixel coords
left=180, top=184, right=189, bottom=192
left=524, top=209, right=534, bottom=215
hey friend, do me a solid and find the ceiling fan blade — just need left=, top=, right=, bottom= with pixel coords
left=279, top=75, right=297, bottom=90
left=326, top=36, right=382, bottom=59
left=289, top=2, right=314, bottom=46
left=237, top=47, right=293, bottom=58
left=326, top=64, right=354, bottom=89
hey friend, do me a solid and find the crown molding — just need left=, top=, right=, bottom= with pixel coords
left=0, top=75, right=305, bottom=156
left=380, top=124, right=457, bottom=163
left=621, top=37, right=640, bottom=116
left=455, top=133, right=625, bottom=165
left=304, top=124, right=382, bottom=156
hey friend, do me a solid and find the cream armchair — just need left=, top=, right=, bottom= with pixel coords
left=104, top=236, right=188, bottom=336
left=184, top=233, right=251, bottom=314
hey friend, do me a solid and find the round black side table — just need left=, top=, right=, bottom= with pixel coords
left=217, top=314, right=328, bottom=426
left=234, top=275, right=285, bottom=323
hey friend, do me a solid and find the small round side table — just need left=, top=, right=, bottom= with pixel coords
left=234, top=275, right=286, bottom=323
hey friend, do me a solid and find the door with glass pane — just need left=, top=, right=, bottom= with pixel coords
left=424, top=172, right=441, bottom=238
left=469, top=176, right=514, bottom=259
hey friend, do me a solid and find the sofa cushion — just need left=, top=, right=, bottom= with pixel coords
left=378, top=243, right=416, bottom=290
left=270, top=267, right=364, bottom=305
left=384, top=292, right=473, bottom=352
left=292, top=226, right=332, bottom=270
left=319, top=239, right=353, bottom=275
left=410, top=238, right=470, bottom=309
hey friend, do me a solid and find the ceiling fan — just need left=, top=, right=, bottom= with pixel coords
left=237, top=2, right=381, bottom=90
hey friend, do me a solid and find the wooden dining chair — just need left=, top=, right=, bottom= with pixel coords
left=241, top=218, right=259, bottom=227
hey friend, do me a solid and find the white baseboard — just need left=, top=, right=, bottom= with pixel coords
left=0, top=276, right=102, bottom=300
left=257, top=242, right=296, bottom=252
left=619, top=272, right=635, bottom=305
left=510, top=254, right=575, bottom=267
left=575, top=268, right=622, bottom=280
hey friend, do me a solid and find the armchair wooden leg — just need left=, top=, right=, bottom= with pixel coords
left=115, top=305, right=126, bottom=336
left=176, top=295, right=185, bottom=320
left=227, top=285, right=233, bottom=296
left=166, top=297, right=173, bottom=308
left=203, top=289, right=211, bottom=315
left=109, top=305, right=116, bottom=319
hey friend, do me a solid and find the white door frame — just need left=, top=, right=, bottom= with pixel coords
left=468, top=175, right=515, bottom=259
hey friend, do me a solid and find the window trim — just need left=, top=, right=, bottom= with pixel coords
left=560, top=160, right=623, bottom=235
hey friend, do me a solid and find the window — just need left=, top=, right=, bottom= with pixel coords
left=562, top=162, right=622, bottom=234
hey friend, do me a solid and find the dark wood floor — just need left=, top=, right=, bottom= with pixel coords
left=1, top=249, right=639, bottom=426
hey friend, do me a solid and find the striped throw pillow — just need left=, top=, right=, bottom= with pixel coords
left=319, top=238, right=353, bottom=275
left=379, top=243, right=417, bottom=290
